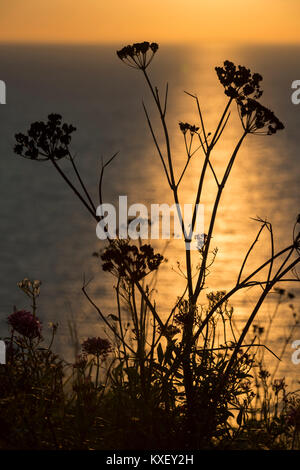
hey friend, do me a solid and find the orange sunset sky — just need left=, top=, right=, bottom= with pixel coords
left=0, top=0, right=299, bottom=45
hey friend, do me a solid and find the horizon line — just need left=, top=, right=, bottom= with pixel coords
left=1, top=39, right=300, bottom=47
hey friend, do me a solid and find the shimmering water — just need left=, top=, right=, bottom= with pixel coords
left=0, top=43, right=299, bottom=386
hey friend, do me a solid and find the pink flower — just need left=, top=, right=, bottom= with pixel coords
left=82, top=337, right=111, bottom=357
left=8, top=310, right=42, bottom=339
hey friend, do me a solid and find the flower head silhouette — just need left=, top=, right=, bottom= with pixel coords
left=179, top=122, right=200, bottom=135
left=14, top=114, right=76, bottom=161
left=100, top=240, right=164, bottom=281
left=216, top=60, right=263, bottom=99
left=237, top=97, right=284, bottom=135
left=117, top=42, right=159, bottom=70
left=8, top=310, right=42, bottom=339
left=82, top=337, right=112, bottom=358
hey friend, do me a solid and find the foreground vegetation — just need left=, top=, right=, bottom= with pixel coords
left=1, top=42, right=300, bottom=449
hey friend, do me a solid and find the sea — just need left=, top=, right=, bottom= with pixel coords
left=0, top=42, right=299, bottom=387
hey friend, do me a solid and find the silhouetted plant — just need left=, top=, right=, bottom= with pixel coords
left=2, top=42, right=300, bottom=449
left=215, top=60, right=263, bottom=99
left=14, top=113, right=76, bottom=160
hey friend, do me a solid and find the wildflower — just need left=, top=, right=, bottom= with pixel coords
left=237, top=97, right=284, bottom=135
left=116, top=42, right=159, bottom=70
left=215, top=60, right=263, bottom=99
left=14, top=114, right=76, bottom=161
left=272, top=378, right=286, bottom=395
left=101, top=240, right=164, bottom=281
left=48, top=322, right=59, bottom=333
left=258, top=368, right=270, bottom=380
left=179, top=122, right=199, bottom=135
left=17, top=278, right=41, bottom=298
left=8, top=309, right=42, bottom=339
left=207, top=290, right=227, bottom=307
left=82, top=337, right=112, bottom=358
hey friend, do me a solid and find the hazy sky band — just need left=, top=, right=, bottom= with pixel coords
left=1, top=0, right=300, bottom=44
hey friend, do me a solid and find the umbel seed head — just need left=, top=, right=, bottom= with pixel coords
left=215, top=60, right=263, bottom=99
left=117, top=41, right=159, bottom=70
left=237, top=97, right=284, bottom=135
left=14, top=114, right=76, bottom=161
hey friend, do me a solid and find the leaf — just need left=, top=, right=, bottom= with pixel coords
left=157, top=343, right=164, bottom=364
left=164, top=345, right=174, bottom=365
left=237, top=408, right=244, bottom=426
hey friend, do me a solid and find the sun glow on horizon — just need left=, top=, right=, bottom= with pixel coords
left=1, top=0, right=300, bottom=45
